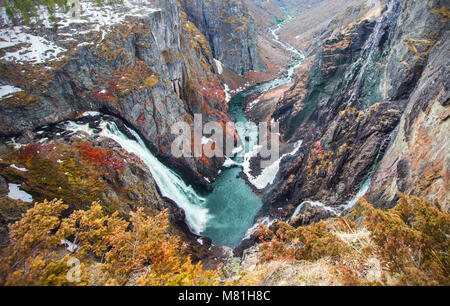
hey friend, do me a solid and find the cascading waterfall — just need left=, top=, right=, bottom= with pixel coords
left=340, top=124, right=399, bottom=211
left=64, top=117, right=262, bottom=246
left=64, top=119, right=210, bottom=235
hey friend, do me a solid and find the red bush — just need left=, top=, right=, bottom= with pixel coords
left=78, top=143, right=125, bottom=172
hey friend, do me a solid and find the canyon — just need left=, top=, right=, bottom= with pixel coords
left=0, top=0, right=448, bottom=286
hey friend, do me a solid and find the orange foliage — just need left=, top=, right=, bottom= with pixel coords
left=78, top=143, right=125, bottom=172
left=0, top=200, right=218, bottom=286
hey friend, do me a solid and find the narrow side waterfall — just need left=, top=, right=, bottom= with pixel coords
left=64, top=119, right=209, bottom=235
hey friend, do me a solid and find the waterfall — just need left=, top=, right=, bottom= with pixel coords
left=64, top=118, right=209, bottom=235
left=340, top=124, right=399, bottom=211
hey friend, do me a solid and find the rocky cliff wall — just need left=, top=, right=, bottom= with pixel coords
left=180, top=0, right=267, bottom=76
left=264, top=0, right=449, bottom=216
left=368, top=31, right=449, bottom=210
left=0, top=0, right=265, bottom=186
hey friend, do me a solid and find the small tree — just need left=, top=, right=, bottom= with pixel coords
left=0, top=199, right=219, bottom=286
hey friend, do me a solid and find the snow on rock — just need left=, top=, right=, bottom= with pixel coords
left=83, top=111, right=101, bottom=117
left=224, top=84, right=231, bottom=103
left=0, top=84, right=22, bottom=99
left=0, top=26, right=66, bottom=64
left=0, top=1, right=162, bottom=64
left=247, top=98, right=260, bottom=111
left=61, top=239, right=79, bottom=253
left=244, top=140, right=302, bottom=190
left=10, top=164, right=28, bottom=172
left=223, top=157, right=241, bottom=168
left=48, top=0, right=162, bottom=44
left=7, top=183, right=33, bottom=203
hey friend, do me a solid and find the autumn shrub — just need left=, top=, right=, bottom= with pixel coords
left=0, top=199, right=218, bottom=286
left=78, top=143, right=125, bottom=172
left=361, top=195, right=449, bottom=286
left=0, top=199, right=71, bottom=285
left=255, top=220, right=349, bottom=263
left=247, top=195, right=448, bottom=286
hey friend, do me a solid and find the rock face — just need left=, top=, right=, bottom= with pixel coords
left=0, top=0, right=265, bottom=186
left=180, top=0, right=267, bottom=76
left=263, top=0, right=449, bottom=214
left=289, top=201, right=337, bottom=228
left=368, top=31, right=449, bottom=210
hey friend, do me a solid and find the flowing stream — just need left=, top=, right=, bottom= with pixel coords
left=64, top=15, right=305, bottom=247
left=200, top=18, right=305, bottom=246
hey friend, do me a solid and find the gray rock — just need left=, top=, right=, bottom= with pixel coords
left=0, top=176, right=7, bottom=196
left=262, top=0, right=448, bottom=215
left=289, top=202, right=337, bottom=228
left=180, top=0, right=267, bottom=75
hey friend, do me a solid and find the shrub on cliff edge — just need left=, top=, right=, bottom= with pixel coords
left=0, top=199, right=218, bottom=286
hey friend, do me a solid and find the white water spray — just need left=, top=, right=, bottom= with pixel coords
left=64, top=119, right=210, bottom=235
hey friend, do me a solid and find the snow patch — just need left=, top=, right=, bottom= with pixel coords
left=0, top=2, right=162, bottom=64
left=0, top=26, right=66, bottom=64
left=7, top=183, right=33, bottom=203
left=10, top=164, right=28, bottom=172
left=247, top=98, right=260, bottom=110
left=224, top=84, right=231, bottom=103
left=83, top=111, right=101, bottom=117
left=244, top=140, right=302, bottom=190
left=223, top=157, right=241, bottom=168
left=0, top=84, right=22, bottom=99
left=61, top=239, right=79, bottom=253
left=54, top=1, right=161, bottom=43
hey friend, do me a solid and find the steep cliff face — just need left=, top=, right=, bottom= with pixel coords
left=368, top=31, right=449, bottom=210
left=264, top=0, right=449, bottom=215
left=0, top=0, right=258, bottom=186
left=179, top=0, right=267, bottom=76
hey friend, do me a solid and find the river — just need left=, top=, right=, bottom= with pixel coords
left=63, top=16, right=305, bottom=247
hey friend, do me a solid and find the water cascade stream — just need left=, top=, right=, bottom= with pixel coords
left=63, top=13, right=305, bottom=247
